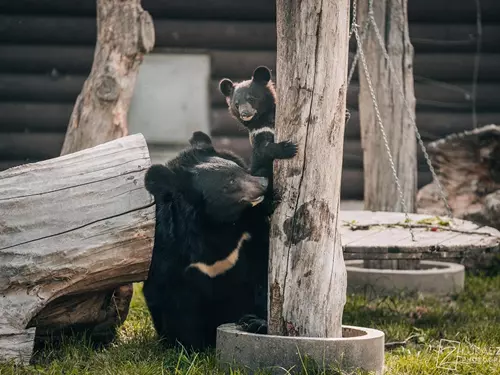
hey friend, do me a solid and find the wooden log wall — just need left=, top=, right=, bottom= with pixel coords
left=1, top=0, right=500, bottom=199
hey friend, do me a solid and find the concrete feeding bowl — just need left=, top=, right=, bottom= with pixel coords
left=346, top=260, right=465, bottom=297
left=216, top=324, right=385, bottom=374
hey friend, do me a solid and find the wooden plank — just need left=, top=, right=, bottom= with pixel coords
left=2, top=46, right=499, bottom=81
left=211, top=106, right=500, bottom=142
left=0, top=133, right=64, bottom=159
left=338, top=211, right=500, bottom=258
left=1, top=100, right=498, bottom=144
left=211, top=51, right=500, bottom=81
left=0, top=74, right=85, bottom=102
left=210, top=79, right=500, bottom=110
left=0, top=102, right=72, bottom=132
left=1, top=0, right=499, bottom=22
left=1, top=16, right=499, bottom=53
left=0, top=134, right=154, bottom=364
left=3, top=74, right=498, bottom=110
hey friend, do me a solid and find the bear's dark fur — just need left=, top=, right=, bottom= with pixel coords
left=143, top=131, right=270, bottom=351
left=219, top=66, right=298, bottom=180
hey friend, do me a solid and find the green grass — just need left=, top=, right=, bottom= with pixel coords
left=1, top=275, right=499, bottom=375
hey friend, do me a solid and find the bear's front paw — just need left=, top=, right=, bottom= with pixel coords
left=277, top=141, right=298, bottom=159
left=237, top=314, right=268, bottom=334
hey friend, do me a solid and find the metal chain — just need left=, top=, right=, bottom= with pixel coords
left=352, top=12, right=415, bottom=241
left=366, top=0, right=453, bottom=219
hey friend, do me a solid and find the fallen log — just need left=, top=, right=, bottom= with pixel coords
left=416, top=124, right=500, bottom=231
left=0, top=134, right=155, bottom=364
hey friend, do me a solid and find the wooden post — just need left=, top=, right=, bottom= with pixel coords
left=60, top=0, right=154, bottom=153
left=33, top=0, right=155, bottom=347
left=268, top=0, right=350, bottom=337
left=358, top=0, right=417, bottom=213
left=0, top=134, right=155, bottom=364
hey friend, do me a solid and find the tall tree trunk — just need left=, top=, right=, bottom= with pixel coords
left=358, top=0, right=417, bottom=213
left=33, top=0, right=155, bottom=349
left=268, top=0, right=350, bottom=338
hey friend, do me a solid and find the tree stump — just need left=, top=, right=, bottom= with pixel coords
left=269, top=0, right=349, bottom=338
left=417, top=124, right=500, bottom=232
left=39, top=0, right=155, bottom=349
left=0, top=134, right=155, bottom=364
left=358, top=0, right=417, bottom=214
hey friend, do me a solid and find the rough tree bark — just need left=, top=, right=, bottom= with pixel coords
left=358, top=0, right=417, bottom=213
left=268, top=0, right=350, bottom=338
left=0, top=134, right=155, bottom=364
left=417, top=124, right=500, bottom=231
left=60, top=0, right=155, bottom=153
left=32, top=0, right=155, bottom=348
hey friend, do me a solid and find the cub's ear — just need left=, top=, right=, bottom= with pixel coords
left=219, top=78, right=234, bottom=97
left=252, top=66, right=271, bottom=84
left=189, top=131, right=214, bottom=150
left=144, top=164, right=177, bottom=196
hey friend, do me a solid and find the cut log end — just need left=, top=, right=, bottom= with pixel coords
left=417, top=124, right=500, bottom=231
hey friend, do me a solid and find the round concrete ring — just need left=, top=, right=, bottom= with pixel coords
left=216, top=323, right=385, bottom=375
left=346, top=260, right=465, bottom=297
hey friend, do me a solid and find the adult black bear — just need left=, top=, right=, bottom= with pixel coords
left=143, top=131, right=270, bottom=351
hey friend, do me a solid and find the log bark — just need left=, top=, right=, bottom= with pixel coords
left=29, top=0, right=155, bottom=351
left=416, top=124, right=500, bottom=231
left=358, top=0, right=417, bottom=213
left=268, top=0, right=349, bottom=338
left=0, top=134, right=155, bottom=364
left=60, top=0, right=155, bottom=154
left=3, top=45, right=500, bottom=81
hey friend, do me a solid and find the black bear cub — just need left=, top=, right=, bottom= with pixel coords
left=143, top=131, right=270, bottom=351
left=219, top=65, right=298, bottom=179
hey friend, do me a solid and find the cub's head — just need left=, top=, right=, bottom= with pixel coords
left=145, top=131, right=268, bottom=223
left=219, top=66, right=276, bottom=129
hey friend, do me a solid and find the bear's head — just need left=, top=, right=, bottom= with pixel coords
left=145, top=131, right=268, bottom=223
left=219, top=66, right=276, bottom=129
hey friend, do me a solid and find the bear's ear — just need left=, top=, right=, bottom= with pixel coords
left=189, top=131, right=214, bottom=150
left=219, top=78, right=234, bottom=97
left=144, top=164, right=177, bottom=196
left=252, top=66, right=271, bottom=84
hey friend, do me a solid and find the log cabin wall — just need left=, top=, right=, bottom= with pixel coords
left=0, top=0, right=500, bottom=199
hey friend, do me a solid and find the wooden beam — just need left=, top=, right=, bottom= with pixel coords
left=210, top=79, right=500, bottom=110
left=0, top=102, right=73, bottom=132
left=2, top=74, right=499, bottom=110
left=1, top=0, right=499, bottom=22
left=211, top=51, right=500, bottom=81
left=0, top=134, right=154, bottom=364
left=0, top=74, right=86, bottom=102
left=1, top=16, right=499, bottom=53
left=211, top=107, right=500, bottom=141
left=1, top=46, right=499, bottom=81
left=0, top=101, right=498, bottom=138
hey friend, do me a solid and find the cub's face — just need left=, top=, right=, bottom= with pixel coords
left=219, top=66, right=275, bottom=126
left=145, top=131, right=268, bottom=223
